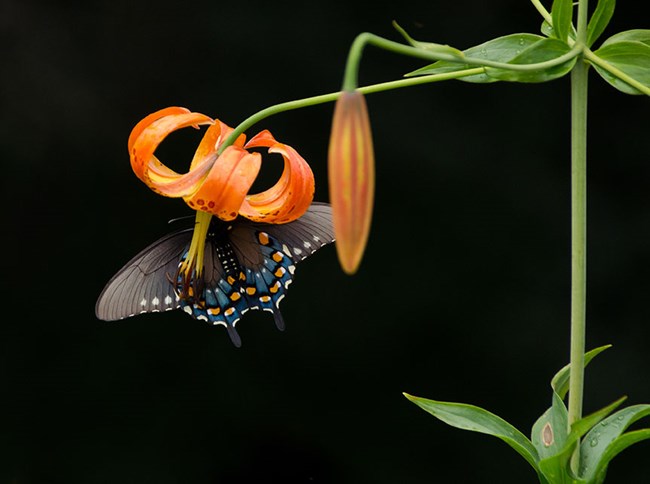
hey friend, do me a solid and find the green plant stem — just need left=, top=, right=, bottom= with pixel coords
left=341, top=32, right=582, bottom=91
left=568, top=0, right=590, bottom=474
left=569, top=55, right=588, bottom=469
left=585, top=49, right=650, bottom=96
left=529, top=0, right=552, bottom=24
left=218, top=68, right=483, bottom=152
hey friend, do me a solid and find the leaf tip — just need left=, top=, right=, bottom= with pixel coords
left=403, top=392, right=419, bottom=403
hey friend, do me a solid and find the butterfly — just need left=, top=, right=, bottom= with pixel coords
left=95, top=202, right=334, bottom=347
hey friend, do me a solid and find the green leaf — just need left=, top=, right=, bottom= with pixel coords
left=551, top=345, right=612, bottom=400
left=580, top=404, right=650, bottom=482
left=551, top=0, right=573, bottom=42
left=531, top=392, right=569, bottom=460
left=586, top=0, right=616, bottom=47
left=541, top=20, right=554, bottom=38
left=602, top=29, right=650, bottom=48
left=593, top=430, right=650, bottom=483
left=392, top=21, right=464, bottom=58
left=485, top=38, right=576, bottom=82
left=531, top=393, right=574, bottom=482
left=403, top=393, right=544, bottom=479
left=531, top=396, right=624, bottom=483
left=538, top=443, right=581, bottom=484
left=405, top=33, right=546, bottom=83
left=592, top=39, right=650, bottom=94
left=571, top=397, right=627, bottom=441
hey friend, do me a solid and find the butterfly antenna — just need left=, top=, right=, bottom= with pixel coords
left=166, top=214, right=195, bottom=225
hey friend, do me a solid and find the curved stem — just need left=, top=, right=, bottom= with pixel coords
left=343, top=32, right=581, bottom=84
left=529, top=0, right=552, bottom=24
left=585, top=49, right=650, bottom=96
left=218, top=68, right=484, bottom=152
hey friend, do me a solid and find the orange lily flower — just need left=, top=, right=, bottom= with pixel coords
left=129, top=106, right=315, bottom=223
left=128, top=106, right=315, bottom=294
left=328, top=90, right=375, bottom=275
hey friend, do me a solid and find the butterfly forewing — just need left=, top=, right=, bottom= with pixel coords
left=95, top=229, right=192, bottom=321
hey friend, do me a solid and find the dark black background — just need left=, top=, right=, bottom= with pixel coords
left=2, top=0, right=649, bottom=482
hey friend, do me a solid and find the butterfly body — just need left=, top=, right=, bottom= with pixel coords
left=96, top=203, right=334, bottom=346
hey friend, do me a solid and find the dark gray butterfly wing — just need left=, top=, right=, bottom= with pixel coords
left=95, top=229, right=192, bottom=321
left=230, top=202, right=334, bottom=266
left=96, top=203, right=334, bottom=347
left=226, top=202, right=334, bottom=331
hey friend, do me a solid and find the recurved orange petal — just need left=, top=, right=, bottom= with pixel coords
left=184, top=146, right=261, bottom=221
left=129, top=109, right=214, bottom=197
left=188, top=120, right=247, bottom=171
left=239, top=131, right=315, bottom=223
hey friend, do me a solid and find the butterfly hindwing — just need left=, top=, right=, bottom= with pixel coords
left=178, top=235, right=251, bottom=347
left=228, top=202, right=335, bottom=328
